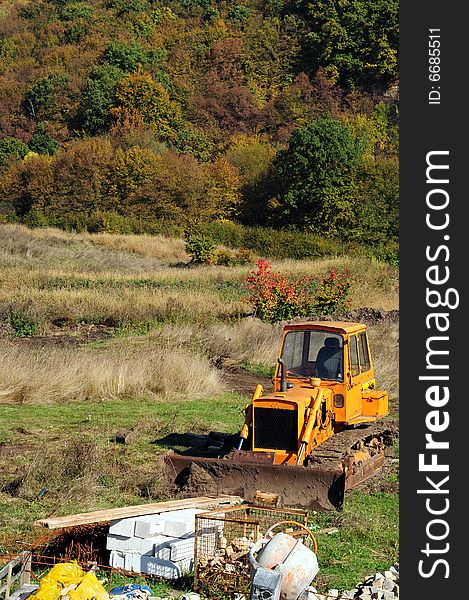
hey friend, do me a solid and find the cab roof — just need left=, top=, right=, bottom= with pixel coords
left=283, top=321, right=366, bottom=335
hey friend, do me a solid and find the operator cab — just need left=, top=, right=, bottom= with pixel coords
left=280, top=329, right=344, bottom=382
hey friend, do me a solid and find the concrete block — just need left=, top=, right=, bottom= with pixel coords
left=109, top=518, right=136, bottom=537
left=106, top=533, right=157, bottom=555
left=160, top=509, right=204, bottom=538
left=169, top=537, right=194, bottom=561
left=139, top=556, right=193, bottom=579
left=134, top=516, right=165, bottom=538
left=109, top=550, right=134, bottom=571
left=107, top=534, right=130, bottom=551
left=153, top=536, right=174, bottom=560
left=195, top=524, right=224, bottom=558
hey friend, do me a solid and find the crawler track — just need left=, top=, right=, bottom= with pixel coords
left=308, top=421, right=396, bottom=469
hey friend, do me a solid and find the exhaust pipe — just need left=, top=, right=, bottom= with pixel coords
left=278, top=358, right=287, bottom=392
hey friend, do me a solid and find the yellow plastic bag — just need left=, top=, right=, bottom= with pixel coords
left=29, top=562, right=106, bottom=600
left=68, top=571, right=109, bottom=600
left=29, top=581, right=62, bottom=600
left=44, top=562, right=85, bottom=587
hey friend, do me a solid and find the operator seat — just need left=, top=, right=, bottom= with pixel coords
left=315, top=337, right=343, bottom=380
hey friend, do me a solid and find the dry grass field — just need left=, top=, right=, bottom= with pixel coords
left=0, top=224, right=399, bottom=592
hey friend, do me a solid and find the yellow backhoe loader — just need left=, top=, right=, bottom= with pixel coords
left=166, top=321, right=394, bottom=510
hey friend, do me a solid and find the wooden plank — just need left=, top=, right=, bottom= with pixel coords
left=19, top=554, right=31, bottom=587
left=8, top=584, right=38, bottom=600
left=5, top=563, right=12, bottom=600
left=35, top=495, right=243, bottom=530
left=0, top=554, right=28, bottom=581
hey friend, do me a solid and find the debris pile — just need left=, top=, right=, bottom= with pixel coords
left=107, top=508, right=206, bottom=579
left=197, top=534, right=252, bottom=580
left=307, top=564, right=399, bottom=600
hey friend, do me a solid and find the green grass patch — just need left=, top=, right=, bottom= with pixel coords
left=311, top=491, right=399, bottom=591
left=239, top=361, right=275, bottom=378
left=0, top=393, right=246, bottom=444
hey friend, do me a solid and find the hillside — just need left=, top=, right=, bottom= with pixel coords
left=0, top=0, right=398, bottom=257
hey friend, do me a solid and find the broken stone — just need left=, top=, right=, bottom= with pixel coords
left=328, top=589, right=339, bottom=598
left=382, top=579, right=395, bottom=592
left=219, top=536, right=227, bottom=549
left=383, top=571, right=395, bottom=580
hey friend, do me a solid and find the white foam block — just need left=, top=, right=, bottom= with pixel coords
left=134, top=515, right=165, bottom=538
left=109, top=518, right=136, bottom=537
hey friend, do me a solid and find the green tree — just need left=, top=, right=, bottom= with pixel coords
left=29, top=123, right=59, bottom=155
left=104, top=41, right=146, bottom=72
left=356, top=155, right=399, bottom=245
left=24, top=74, right=69, bottom=121
left=81, top=65, right=123, bottom=134
left=297, top=0, right=398, bottom=88
left=275, top=118, right=364, bottom=236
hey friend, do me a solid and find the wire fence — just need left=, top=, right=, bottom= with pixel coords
left=194, top=504, right=311, bottom=598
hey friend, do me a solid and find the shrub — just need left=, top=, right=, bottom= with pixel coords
left=245, top=260, right=351, bottom=322
left=9, top=308, right=38, bottom=337
left=213, top=247, right=255, bottom=266
left=314, top=268, right=352, bottom=315
left=198, top=220, right=345, bottom=259
left=184, top=232, right=215, bottom=264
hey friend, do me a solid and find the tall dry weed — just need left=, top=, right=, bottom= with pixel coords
left=368, top=322, right=399, bottom=406
left=0, top=343, right=223, bottom=404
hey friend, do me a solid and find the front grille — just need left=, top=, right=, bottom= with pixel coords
left=254, top=407, right=298, bottom=451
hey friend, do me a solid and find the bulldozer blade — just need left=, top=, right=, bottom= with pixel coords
left=165, top=453, right=346, bottom=511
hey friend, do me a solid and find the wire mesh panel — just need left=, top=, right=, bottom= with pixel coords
left=194, top=505, right=309, bottom=598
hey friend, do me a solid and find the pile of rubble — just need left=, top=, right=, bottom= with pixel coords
left=197, top=534, right=252, bottom=579
left=317, top=564, right=399, bottom=600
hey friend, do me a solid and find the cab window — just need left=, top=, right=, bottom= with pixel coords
left=280, top=330, right=344, bottom=381
left=358, top=331, right=371, bottom=372
left=349, top=335, right=360, bottom=377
